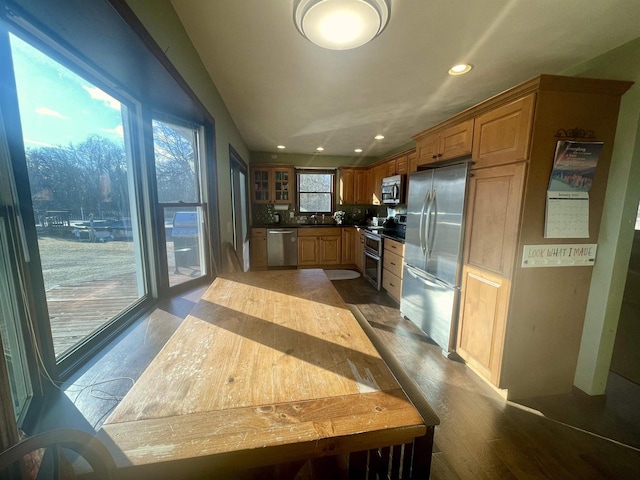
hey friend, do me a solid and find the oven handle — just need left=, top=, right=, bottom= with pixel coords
left=364, top=249, right=380, bottom=261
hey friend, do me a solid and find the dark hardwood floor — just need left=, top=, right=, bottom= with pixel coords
left=31, top=272, right=640, bottom=479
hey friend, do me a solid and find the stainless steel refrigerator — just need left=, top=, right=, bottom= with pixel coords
left=400, top=160, right=470, bottom=352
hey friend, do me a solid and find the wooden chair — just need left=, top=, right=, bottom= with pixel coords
left=0, top=429, right=117, bottom=479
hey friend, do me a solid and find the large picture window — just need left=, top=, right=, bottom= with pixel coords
left=9, top=33, right=147, bottom=360
left=297, top=169, right=335, bottom=214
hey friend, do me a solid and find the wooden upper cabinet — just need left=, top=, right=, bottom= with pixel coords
left=440, top=119, right=474, bottom=160
left=272, top=167, right=293, bottom=203
left=396, top=154, right=409, bottom=175
left=354, top=169, right=370, bottom=204
left=372, top=164, right=387, bottom=205
left=385, top=159, right=396, bottom=176
left=339, top=168, right=355, bottom=205
left=472, top=94, right=535, bottom=168
left=415, top=119, right=474, bottom=167
left=408, top=150, right=418, bottom=173
left=251, top=167, right=271, bottom=204
left=464, top=162, right=526, bottom=277
left=250, top=166, right=293, bottom=204
left=415, top=131, right=439, bottom=166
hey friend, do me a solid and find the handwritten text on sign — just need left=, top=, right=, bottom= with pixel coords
left=522, top=244, right=597, bottom=268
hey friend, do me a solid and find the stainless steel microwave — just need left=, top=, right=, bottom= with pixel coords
left=381, top=174, right=404, bottom=205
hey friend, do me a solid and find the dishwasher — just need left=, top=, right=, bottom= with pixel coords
left=267, top=228, right=298, bottom=267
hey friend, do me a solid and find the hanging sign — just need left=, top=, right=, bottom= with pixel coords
left=522, top=244, right=597, bottom=268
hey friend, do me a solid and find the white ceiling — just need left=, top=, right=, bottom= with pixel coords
left=170, top=0, right=640, bottom=158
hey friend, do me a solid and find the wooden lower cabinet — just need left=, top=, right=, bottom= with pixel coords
left=456, top=265, right=510, bottom=386
left=382, top=238, right=405, bottom=303
left=249, top=228, right=267, bottom=270
left=298, top=228, right=341, bottom=267
left=341, top=227, right=356, bottom=265
left=355, top=229, right=365, bottom=272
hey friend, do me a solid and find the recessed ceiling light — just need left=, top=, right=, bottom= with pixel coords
left=316, top=146, right=325, bottom=152
left=354, top=148, right=363, bottom=153
left=448, top=64, right=473, bottom=76
left=277, top=145, right=286, bottom=149
left=374, top=134, right=385, bottom=140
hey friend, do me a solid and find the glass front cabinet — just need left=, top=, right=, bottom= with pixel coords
left=251, top=166, right=293, bottom=204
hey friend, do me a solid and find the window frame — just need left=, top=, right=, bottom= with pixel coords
left=0, top=0, right=221, bottom=407
left=295, top=168, right=336, bottom=215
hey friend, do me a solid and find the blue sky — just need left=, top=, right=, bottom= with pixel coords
left=9, top=33, right=125, bottom=149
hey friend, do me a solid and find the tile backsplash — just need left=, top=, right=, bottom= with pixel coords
left=251, top=204, right=389, bottom=226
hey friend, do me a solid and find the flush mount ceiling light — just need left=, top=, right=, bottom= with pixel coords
left=448, top=64, right=473, bottom=76
left=277, top=145, right=286, bottom=149
left=374, top=134, right=385, bottom=140
left=294, top=0, right=391, bottom=50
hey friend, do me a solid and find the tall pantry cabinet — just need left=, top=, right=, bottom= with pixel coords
left=437, top=75, right=632, bottom=400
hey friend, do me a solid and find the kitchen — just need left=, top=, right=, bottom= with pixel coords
left=1, top=1, right=640, bottom=478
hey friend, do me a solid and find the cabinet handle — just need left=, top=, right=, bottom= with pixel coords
left=437, top=153, right=442, bottom=158
left=390, top=282, right=395, bottom=287
left=390, top=262, right=396, bottom=266
left=432, top=155, right=437, bottom=159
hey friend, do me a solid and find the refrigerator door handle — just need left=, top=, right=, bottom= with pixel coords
left=406, top=264, right=446, bottom=289
left=419, top=190, right=431, bottom=255
left=428, top=189, right=437, bottom=256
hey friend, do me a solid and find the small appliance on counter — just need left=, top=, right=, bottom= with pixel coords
left=273, top=213, right=280, bottom=224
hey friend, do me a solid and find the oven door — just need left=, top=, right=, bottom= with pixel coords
left=364, top=232, right=383, bottom=256
left=364, top=250, right=382, bottom=290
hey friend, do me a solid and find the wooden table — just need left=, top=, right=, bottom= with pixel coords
left=98, top=270, right=437, bottom=479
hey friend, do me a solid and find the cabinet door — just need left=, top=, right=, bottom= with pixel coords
left=355, top=231, right=364, bottom=272
left=341, top=228, right=356, bottom=264
left=272, top=167, right=293, bottom=204
left=416, top=131, right=439, bottom=166
left=408, top=150, right=418, bottom=173
left=249, top=236, right=267, bottom=270
left=298, top=236, right=319, bottom=266
left=339, top=168, right=355, bottom=205
left=320, top=235, right=341, bottom=265
left=472, top=94, right=534, bottom=168
left=385, top=159, right=396, bottom=176
left=464, top=162, right=526, bottom=277
left=456, top=265, right=509, bottom=385
left=396, top=154, right=408, bottom=175
left=439, top=119, right=474, bottom=160
left=372, top=164, right=387, bottom=205
left=251, top=168, right=271, bottom=204
left=354, top=169, right=369, bottom=204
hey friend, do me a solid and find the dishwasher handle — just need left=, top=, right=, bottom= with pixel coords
left=268, top=230, right=296, bottom=234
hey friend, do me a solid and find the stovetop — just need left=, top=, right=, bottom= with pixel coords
left=366, top=214, right=406, bottom=241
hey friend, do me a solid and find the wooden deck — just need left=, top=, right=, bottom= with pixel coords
left=47, top=275, right=140, bottom=357
left=47, top=267, right=204, bottom=357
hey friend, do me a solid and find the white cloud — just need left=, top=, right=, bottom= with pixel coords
left=82, top=85, right=121, bottom=110
left=24, top=138, right=58, bottom=148
left=101, top=125, right=124, bottom=137
left=35, top=107, right=68, bottom=119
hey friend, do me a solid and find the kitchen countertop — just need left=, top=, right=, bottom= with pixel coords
left=253, top=224, right=405, bottom=242
left=254, top=223, right=367, bottom=228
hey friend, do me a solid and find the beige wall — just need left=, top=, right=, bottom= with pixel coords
left=125, top=0, right=250, bottom=270
left=562, top=37, right=640, bottom=394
